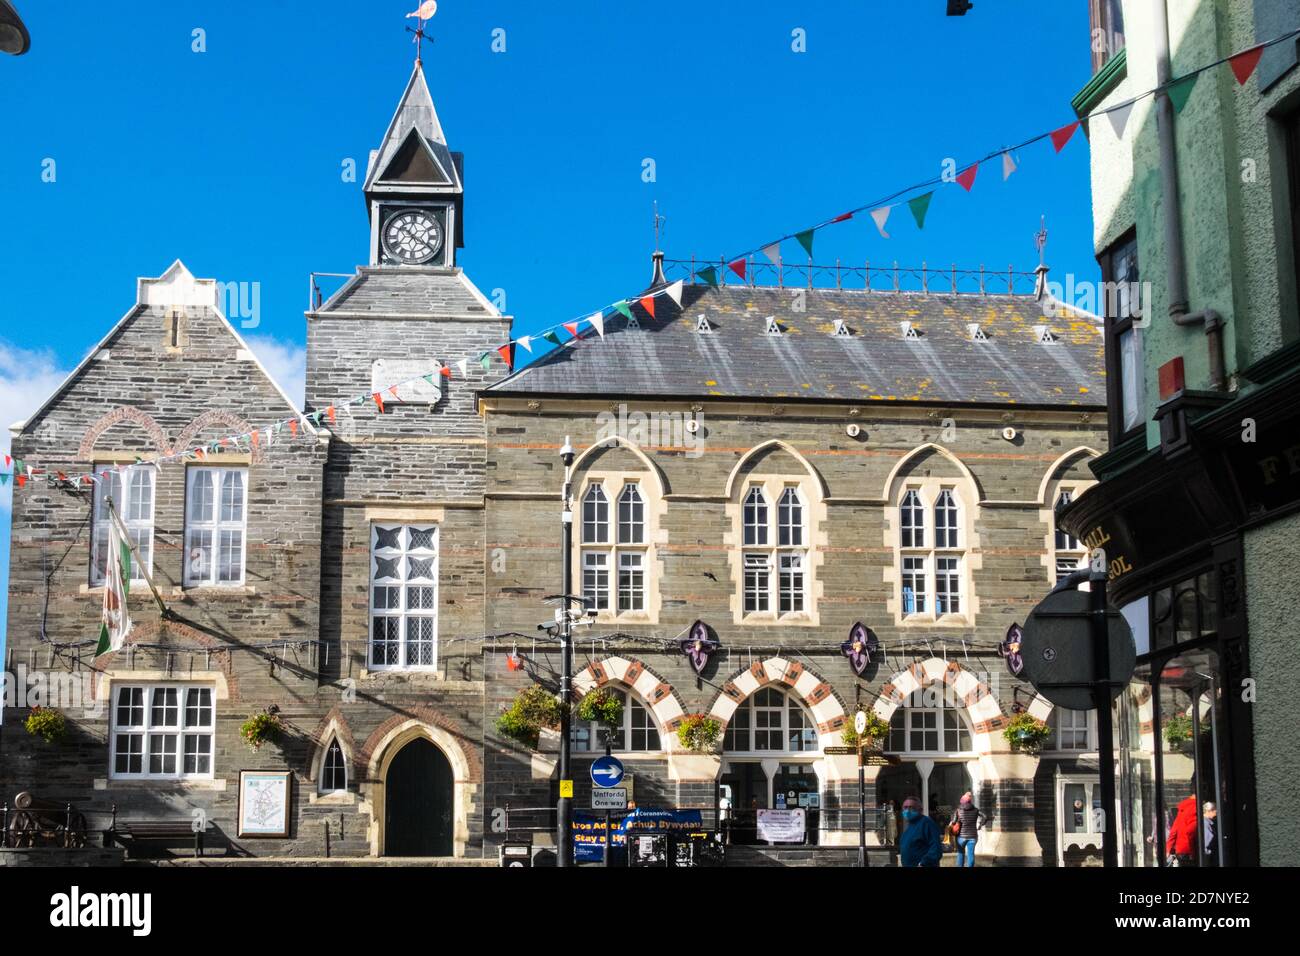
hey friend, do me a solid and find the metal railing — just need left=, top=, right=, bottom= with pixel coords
left=663, top=257, right=1040, bottom=296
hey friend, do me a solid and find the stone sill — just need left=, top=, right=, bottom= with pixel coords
left=737, top=614, right=819, bottom=628
left=357, top=669, right=484, bottom=692
left=94, top=777, right=228, bottom=791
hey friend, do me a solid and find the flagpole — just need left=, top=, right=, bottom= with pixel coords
left=106, top=495, right=169, bottom=618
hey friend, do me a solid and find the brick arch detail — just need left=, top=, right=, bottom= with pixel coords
left=78, top=406, right=170, bottom=459
left=872, top=657, right=1007, bottom=752
left=705, top=656, right=849, bottom=737
left=308, top=705, right=359, bottom=787
left=92, top=618, right=240, bottom=700
left=573, top=656, right=687, bottom=734
left=174, top=409, right=264, bottom=463
left=357, top=705, right=483, bottom=785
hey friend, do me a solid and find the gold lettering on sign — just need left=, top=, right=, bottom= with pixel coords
left=1260, top=445, right=1300, bottom=486
left=1081, top=526, right=1111, bottom=551
left=1108, top=555, right=1133, bottom=580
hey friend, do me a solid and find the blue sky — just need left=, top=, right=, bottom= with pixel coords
left=0, top=0, right=1100, bottom=646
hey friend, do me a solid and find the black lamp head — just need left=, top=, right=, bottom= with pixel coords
left=0, top=1, right=30, bottom=56
left=946, top=0, right=974, bottom=15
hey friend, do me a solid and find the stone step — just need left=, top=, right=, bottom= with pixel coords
left=149, top=856, right=499, bottom=867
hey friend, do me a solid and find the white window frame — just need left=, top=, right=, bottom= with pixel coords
left=109, top=683, right=215, bottom=780
left=1050, top=708, right=1097, bottom=752
left=91, top=466, right=155, bottom=586
left=368, top=523, right=440, bottom=672
left=898, top=485, right=966, bottom=622
left=723, top=687, right=817, bottom=754
left=885, top=687, right=974, bottom=756
left=320, top=737, right=348, bottom=793
left=742, top=484, right=807, bottom=619
left=580, top=481, right=648, bottom=618
left=570, top=688, right=662, bottom=753
left=1053, top=487, right=1088, bottom=584
left=183, top=466, right=249, bottom=587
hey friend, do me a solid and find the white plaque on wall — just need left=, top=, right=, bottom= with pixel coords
left=371, top=359, right=442, bottom=405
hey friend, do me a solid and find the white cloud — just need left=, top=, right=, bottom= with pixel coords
left=243, top=335, right=306, bottom=411
left=0, top=341, right=74, bottom=511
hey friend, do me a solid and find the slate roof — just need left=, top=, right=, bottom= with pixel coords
left=487, top=283, right=1105, bottom=408
left=313, top=266, right=498, bottom=318
left=363, top=62, right=462, bottom=195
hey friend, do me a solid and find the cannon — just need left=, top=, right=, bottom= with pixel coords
left=3, top=792, right=89, bottom=848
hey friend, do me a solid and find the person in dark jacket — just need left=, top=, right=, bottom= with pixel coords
left=898, top=796, right=942, bottom=867
left=949, top=791, right=986, bottom=867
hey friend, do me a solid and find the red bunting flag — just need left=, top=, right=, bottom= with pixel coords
left=57, top=472, right=67, bottom=482
left=17, top=475, right=25, bottom=488
left=372, top=392, right=384, bottom=414
left=289, top=418, right=299, bottom=436
left=1230, top=44, right=1265, bottom=85
left=195, top=448, right=206, bottom=460
left=327, top=406, right=337, bottom=424
left=1050, top=121, right=1080, bottom=153
left=220, top=438, right=231, bottom=447
left=563, top=322, right=580, bottom=337
left=728, top=258, right=747, bottom=280
left=388, top=386, right=399, bottom=399
left=439, top=365, right=451, bottom=378
left=830, top=212, right=854, bottom=224
left=956, top=164, right=978, bottom=192
left=82, top=475, right=93, bottom=485
left=640, top=295, right=656, bottom=319
left=250, top=430, right=259, bottom=448
left=497, top=343, right=513, bottom=370
left=3, top=455, right=9, bottom=467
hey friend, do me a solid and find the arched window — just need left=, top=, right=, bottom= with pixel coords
left=1053, top=489, right=1087, bottom=583
left=581, top=482, right=648, bottom=615
left=320, top=738, right=347, bottom=792
left=898, top=486, right=965, bottom=619
left=570, top=688, right=661, bottom=752
left=743, top=487, right=768, bottom=546
left=885, top=687, right=973, bottom=754
left=724, top=687, right=817, bottom=753
left=742, top=486, right=807, bottom=616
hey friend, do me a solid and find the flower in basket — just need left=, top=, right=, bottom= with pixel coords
left=240, top=707, right=283, bottom=752
left=24, top=705, right=68, bottom=744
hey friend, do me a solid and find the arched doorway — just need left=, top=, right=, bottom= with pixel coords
left=384, top=738, right=453, bottom=856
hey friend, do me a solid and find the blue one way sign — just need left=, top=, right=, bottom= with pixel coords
left=590, top=755, right=624, bottom=788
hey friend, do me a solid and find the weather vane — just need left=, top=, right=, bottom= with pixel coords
left=653, top=200, right=666, bottom=253
left=405, top=0, right=438, bottom=67
left=1034, top=215, right=1048, bottom=267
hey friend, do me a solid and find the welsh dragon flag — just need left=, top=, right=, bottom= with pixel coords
left=94, top=513, right=133, bottom=656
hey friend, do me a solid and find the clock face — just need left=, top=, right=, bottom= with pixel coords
left=382, top=209, right=443, bottom=264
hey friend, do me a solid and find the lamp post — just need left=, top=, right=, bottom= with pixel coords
left=556, top=436, right=576, bottom=867
left=0, top=1, right=31, bottom=56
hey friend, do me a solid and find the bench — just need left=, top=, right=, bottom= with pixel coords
left=3, top=792, right=88, bottom=848
left=103, top=804, right=213, bottom=858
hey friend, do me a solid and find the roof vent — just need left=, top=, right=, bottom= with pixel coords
left=1034, top=325, right=1058, bottom=344
left=901, top=321, right=920, bottom=340
left=832, top=319, right=851, bottom=337
left=625, top=314, right=641, bottom=331
left=696, top=314, right=713, bottom=334
left=967, top=323, right=988, bottom=342
left=765, top=316, right=782, bottom=336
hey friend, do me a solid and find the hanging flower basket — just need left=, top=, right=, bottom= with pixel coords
left=840, top=709, right=890, bottom=749
left=496, top=685, right=566, bottom=750
left=24, top=706, right=68, bottom=744
left=576, top=688, right=623, bottom=728
left=1002, top=713, right=1051, bottom=754
left=1162, top=714, right=1194, bottom=751
left=240, top=707, right=283, bottom=752
left=676, top=714, right=722, bottom=754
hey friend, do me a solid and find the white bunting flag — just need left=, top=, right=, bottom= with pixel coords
left=517, top=335, right=533, bottom=353
left=1002, top=150, right=1017, bottom=180
left=457, top=358, right=469, bottom=377
left=589, top=312, right=605, bottom=337
left=870, top=206, right=892, bottom=239
left=761, top=243, right=782, bottom=265
left=1106, top=99, right=1135, bottom=140
left=665, top=280, right=685, bottom=308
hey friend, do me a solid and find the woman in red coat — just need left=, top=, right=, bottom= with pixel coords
left=1166, top=795, right=1199, bottom=865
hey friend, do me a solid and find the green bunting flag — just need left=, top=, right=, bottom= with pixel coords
left=697, top=266, right=718, bottom=287
left=422, top=373, right=435, bottom=386
left=542, top=330, right=562, bottom=347
left=795, top=229, right=815, bottom=258
left=613, top=300, right=634, bottom=320
left=479, top=352, right=492, bottom=371
left=1167, top=73, right=1198, bottom=114
left=0, top=473, right=8, bottom=485
left=908, top=192, right=934, bottom=230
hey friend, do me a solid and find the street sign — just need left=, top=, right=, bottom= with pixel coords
left=1020, top=587, right=1136, bottom=710
left=823, top=746, right=856, bottom=755
left=559, top=779, right=574, bottom=798
left=860, top=753, right=897, bottom=767
left=590, top=755, right=624, bottom=788
left=854, top=711, right=867, bottom=735
left=591, top=788, right=627, bottom=811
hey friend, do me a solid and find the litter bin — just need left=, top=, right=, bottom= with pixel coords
left=499, top=841, right=533, bottom=867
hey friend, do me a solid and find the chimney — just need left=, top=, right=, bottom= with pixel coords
left=646, top=249, right=668, bottom=291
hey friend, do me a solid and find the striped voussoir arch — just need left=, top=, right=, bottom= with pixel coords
left=706, top=657, right=849, bottom=739
left=572, top=656, right=687, bottom=736
left=872, top=657, right=1009, bottom=753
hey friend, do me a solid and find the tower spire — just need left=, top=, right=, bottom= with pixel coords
left=404, top=1, right=438, bottom=67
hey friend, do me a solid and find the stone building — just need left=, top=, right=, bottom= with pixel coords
left=2, top=58, right=1109, bottom=865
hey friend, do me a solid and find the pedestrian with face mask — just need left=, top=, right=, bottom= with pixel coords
left=898, top=796, right=942, bottom=867
left=949, top=791, right=986, bottom=867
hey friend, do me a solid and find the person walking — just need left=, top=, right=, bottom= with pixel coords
left=948, top=791, right=986, bottom=868
left=1166, top=794, right=1198, bottom=866
left=898, top=796, right=942, bottom=867
left=1202, top=802, right=1218, bottom=866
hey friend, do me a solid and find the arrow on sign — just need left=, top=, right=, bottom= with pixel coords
left=593, top=766, right=621, bottom=780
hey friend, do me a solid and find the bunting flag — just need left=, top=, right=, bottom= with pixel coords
left=907, top=191, right=934, bottom=229
left=665, top=280, right=684, bottom=308
left=795, top=229, right=815, bottom=258
left=94, top=511, right=133, bottom=656
left=327, top=406, right=337, bottom=423
left=497, top=343, right=514, bottom=370
left=956, top=164, right=978, bottom=192
left=17, top=475, right=25, bottom=488
left=517, top=335, right=533, bottom=353
left=761, top=242, right=781, bottom=265
left=440, top=364, right=451, bottom=378
left=372, top=392, right=384, bottom=414
left=639, top=295, right=656, bottom=319
left=541, top=330, right=562, bottom=347
left=1050, top=121, right=1080, bottom=152
left=727, top=258, right=747, bottom=280
left=697, top=265, right=719, bottom=287
left=1167, top=73, right=1198, bottom=113
left=250, top=430, right=259, bottom=449
left=289, top=418, right=299, bottom=436
left=1106, top=98, right=1136, bottom=139
left=829, top=212, right=854, bottom=224
left=563, top=321, right=580, bottom=337
left=613, top=300, right=634, bottom=320
left=1230, top=44, right=1265, bottom=85
left=478, top=352, right=492, bottom=371
left=869, top=206, right=892, bottom=239
left=387, top=386, right=399, bottom=399
left=457, top=358, right=469, bottom=377
left=0, top=474, right=8, bottom=486
left=3, top=455, right=9, bottom=468
left=1002, top=150, right=1017, bottom=180
left=588, top=313, right=605, bottom=337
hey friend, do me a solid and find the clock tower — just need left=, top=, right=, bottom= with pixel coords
left=363, top=62, right=463, bottom=268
